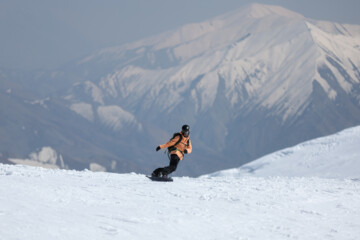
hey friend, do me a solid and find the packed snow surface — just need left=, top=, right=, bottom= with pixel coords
left=1, top=164, right=359, bottom=240
left=207, top=126, right=360, bottom=179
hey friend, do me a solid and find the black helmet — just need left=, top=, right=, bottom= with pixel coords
left=181, top=124, right=190, bottom=137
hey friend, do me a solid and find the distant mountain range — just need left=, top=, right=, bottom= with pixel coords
left=1, top=4, right=360, bottom=176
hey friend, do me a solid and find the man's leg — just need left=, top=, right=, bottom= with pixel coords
left=162, top=154, right=180, bottom=176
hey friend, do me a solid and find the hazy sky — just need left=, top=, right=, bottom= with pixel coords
left=1, top=0, right=359, bottom=70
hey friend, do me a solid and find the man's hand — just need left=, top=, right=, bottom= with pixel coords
left=156, top=146, right=161, bottom=151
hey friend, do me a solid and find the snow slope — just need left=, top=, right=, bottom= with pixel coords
left=206, top=125, right=360, bottom=179
left=1, top=164, right=359, bottom=240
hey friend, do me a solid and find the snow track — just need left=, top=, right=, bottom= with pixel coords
left=1, top=164, right=359, bottom=240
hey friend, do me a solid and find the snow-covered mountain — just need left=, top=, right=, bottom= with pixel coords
left=204, top=125, right=360, bottom=178
left=65, top=3, right=360, bottom=172
left=1, top=4, right=360, bottom=176
left=73, top=3, right=360, bottom=123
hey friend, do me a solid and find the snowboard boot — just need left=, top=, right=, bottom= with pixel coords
left=151, top=172, right=159, bottom=177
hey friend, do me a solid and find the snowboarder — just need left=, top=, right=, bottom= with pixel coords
left=151, top=124, right=192, bottom=178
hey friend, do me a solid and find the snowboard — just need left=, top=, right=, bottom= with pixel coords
left=146, top=175, right=173, bottom=182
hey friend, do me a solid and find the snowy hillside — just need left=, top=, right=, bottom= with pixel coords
left=1, top=164, right=359, bottom=240
left=2, top=125, right=360, bottom=239
left=206, top=125, right=360, bottom=179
